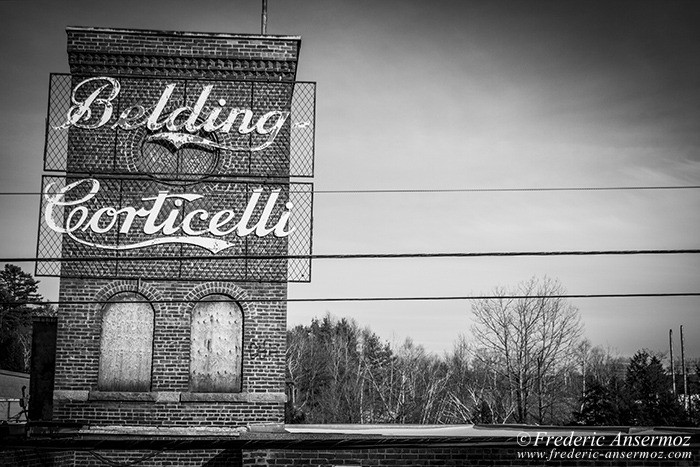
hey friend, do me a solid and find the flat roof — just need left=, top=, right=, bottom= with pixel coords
left=4, top=423, right=697, bottom=451
left=284, top=424, right=696, bottom=438
left=0, top=369, right=29, bottom=379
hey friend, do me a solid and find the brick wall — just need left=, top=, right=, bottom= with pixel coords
left=5, top=446, right=698, bottom=467
left=245, top=446, right=700, bottom=466
left=51, top=27, right=298, bottom=431
left=53, top=278, right=286, bottom=426
left=1, top=450, right=73, bottom=467
left=59, top=77, right=295, bottom=178
left=2, top=450, right=241, bottom=467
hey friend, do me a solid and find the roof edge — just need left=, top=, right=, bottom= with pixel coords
left=66, top=26, right=301, bottom=41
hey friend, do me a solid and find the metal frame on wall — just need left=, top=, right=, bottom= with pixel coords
left=44, top=73, right=316, bottom=179
left=37, top=72, right=316, bottom=283
left=35, top=176, right=313, bottom=283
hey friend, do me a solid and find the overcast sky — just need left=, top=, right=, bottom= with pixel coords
left=0, top=0, right=698, bottom=357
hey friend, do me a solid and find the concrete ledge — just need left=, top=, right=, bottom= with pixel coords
left=54, top=390, right=286, bottom=403
left=53, top=390, right=89, bottom=402
left=81, top=425, right=244, bottom=437
left=86, top=391, right=181, bottom=402
left=247, top=422, right=286, bottom=433
left=180, top=392, right=286, bottom=403
left=247, top=392, right=287, bottom=403
left=154, top=391, right=181, bottom=403
left=88, top=391, right=155, bottom=402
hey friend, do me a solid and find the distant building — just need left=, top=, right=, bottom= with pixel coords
left=0, top=369, right=28, bottom=422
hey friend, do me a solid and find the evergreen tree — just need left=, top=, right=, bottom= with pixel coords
left=572, top=380, right=621, bottom=425
left=625, top=349, right=686, bottom=426
left=0, top=264, right=44, bottom=372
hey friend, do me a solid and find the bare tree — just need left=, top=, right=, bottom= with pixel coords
left=441, top=339, right=516, bottom=424
left=471, top=277, right=583, bottom=424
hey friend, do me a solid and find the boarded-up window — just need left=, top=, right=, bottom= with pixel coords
left=190, top=295, right=243, bottom=392
left=98, top=292, right=154, bottom=391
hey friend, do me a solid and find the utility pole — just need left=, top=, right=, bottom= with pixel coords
left=670, top=329, right=676, bottom=395
left=261, top=0, right=268, bottom=35
left=680, top=325, right=689, bottom=411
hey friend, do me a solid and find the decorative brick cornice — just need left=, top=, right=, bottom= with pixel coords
left=66, top=26, right=301, bottom=81
left=68, top=52, right=297, bottom=80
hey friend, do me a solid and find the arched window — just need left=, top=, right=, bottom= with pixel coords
left=98, top=292, right=154, bottom=392
left=190, top=295, right=243, bottom=392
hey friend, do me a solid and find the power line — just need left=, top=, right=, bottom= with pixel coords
left=313, top=186, right=700, bottom=194
left=6, top=249, right=700, bottom=263
left=6, top=292, right=700, bottom=307
left=2, top=185, right=700, bottom=196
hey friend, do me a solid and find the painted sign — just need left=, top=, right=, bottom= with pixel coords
left=37, top=74, right=315, bottom=282
left=36, top=176, right=313, bottom=282
left=43, top=178, right=294, bottom=254
left=57, top=76, right=290, bottom=152
left=43, top=74, right=317, bottom=178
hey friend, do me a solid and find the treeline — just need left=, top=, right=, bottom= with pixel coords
left=286, top=278, right=699, bottom=426
left=286, top=315, right=457, bottom=424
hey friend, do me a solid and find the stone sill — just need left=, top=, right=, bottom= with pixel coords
left=54, top=389, right=285, bottom=404
left=180, top=392, right=285, bottom=403
left=80, top=425, right=245, bottom=437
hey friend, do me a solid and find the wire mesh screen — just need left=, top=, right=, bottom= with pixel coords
left=44, top=74, right=315, bottom=179
left=36, top=176, right=313, bottom=282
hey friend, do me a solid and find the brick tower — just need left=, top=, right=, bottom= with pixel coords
left=35, top=27, right=315, bottom=459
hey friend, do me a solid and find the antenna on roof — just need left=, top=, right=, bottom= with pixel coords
left=261, top=0, right=268, bottom=35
